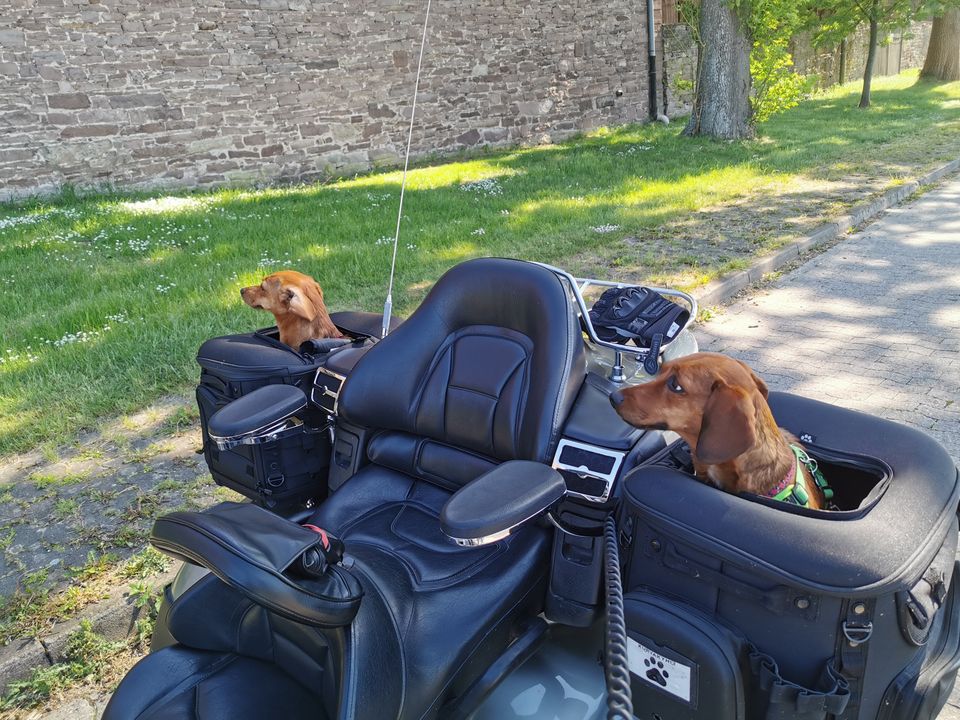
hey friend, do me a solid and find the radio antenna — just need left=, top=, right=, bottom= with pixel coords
left=382, top=0, right=433, bottom=339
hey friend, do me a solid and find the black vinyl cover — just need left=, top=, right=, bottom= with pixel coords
left=150, top=502, right=362, bottom=627
left=196, top=311, right=390, bottom=381
left=440, top=460, right=566, bottom=541
left=623, top=391, right=960, bottom=595
left=197, top=328, right=325, bottom=380
left=563, top=372, right=644, bottom=451
left=207, top=384, right=307, bottom=440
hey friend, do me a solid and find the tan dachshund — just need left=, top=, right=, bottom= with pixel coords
left=240, top=270, right=342, bottom=349
left=610, top=352, right=827, bottom=509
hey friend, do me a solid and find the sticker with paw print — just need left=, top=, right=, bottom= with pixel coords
left=627, top=636, right=693, bottom=702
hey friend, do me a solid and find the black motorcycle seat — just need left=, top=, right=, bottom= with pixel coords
left=105, top=645, right=327, bottom=720
left=309, top=462, right=551, bottom=718
left=105, top=258, right=587, bottom=720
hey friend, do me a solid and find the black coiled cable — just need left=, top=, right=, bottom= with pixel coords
left=604, top=514, right=633, bottom=719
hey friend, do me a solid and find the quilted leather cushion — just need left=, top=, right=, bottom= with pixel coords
left=102, top=646, right=325, bottom=720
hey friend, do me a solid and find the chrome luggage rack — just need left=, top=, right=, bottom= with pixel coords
left=536, top=263, right=698, bottom=383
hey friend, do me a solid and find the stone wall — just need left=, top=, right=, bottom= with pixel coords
left=0, top=0, right=652, bottom=201
left=791, top=21, right=933, bottom=88
left=661, top=23, right=695, bottom=118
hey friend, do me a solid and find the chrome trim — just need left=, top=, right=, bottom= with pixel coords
left=551, top=438, right=625, bottom=504
left=312, top=366, right=347, bottom=414
left=534, top=262, right=698, bottom=377
left=210, top=415, right=304, bottom=450
left=443, top=495, right=562, bottom=547
left=446, top=527, right=515, bottom=547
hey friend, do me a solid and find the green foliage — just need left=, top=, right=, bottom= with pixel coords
left=804, top=0, right=944, bottom=47
left=129, top=579, right=165, bottom=646
left=1, top=620, right=125, bottom=709
left=673, top=77, right=695, bottom=94
left=737, top=0, right=811, bottom=123
left=122, top=546, right=169, bottom=579
left=682, top=0, right=810, bottom=124
left=678, top=0, right=702, bottom=46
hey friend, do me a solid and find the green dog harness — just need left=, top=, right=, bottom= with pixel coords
left=766, top=444, right=834, bottom=508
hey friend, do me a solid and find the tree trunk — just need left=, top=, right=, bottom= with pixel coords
left=859, top=16, right=879, bottom=108
left=684, top=0, right=753, bottom=139
left=921, top=8, right=960, bottom=82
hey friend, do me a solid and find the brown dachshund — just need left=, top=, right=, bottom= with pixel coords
left=610, top=352, right=826, bottom=509
left=240, top=270, right=342, bottom=349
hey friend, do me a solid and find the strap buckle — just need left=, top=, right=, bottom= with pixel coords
left=842, top=620, right=873, bottom=646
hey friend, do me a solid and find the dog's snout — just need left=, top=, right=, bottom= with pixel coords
left=609, top=390, right=625, bottom=408
left=240, top=287, right=248, bottom=298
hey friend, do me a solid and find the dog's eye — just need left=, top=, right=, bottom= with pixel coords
left=666, top=375, right=684, bottom=394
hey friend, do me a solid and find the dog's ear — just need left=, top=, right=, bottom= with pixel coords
left=695, top=380, right=757, bottom=465
left=284, top=286, right=318, bottom=321
left=303, top=281, right=327, bottom=319
left=737, top=360, right=768, bottom=399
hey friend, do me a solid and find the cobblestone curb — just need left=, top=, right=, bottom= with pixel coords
left=0, top=567, right=177, bottom=696
left=695, top=157, right=960, bottom=308
left=0, top=156, right=957, bottom=698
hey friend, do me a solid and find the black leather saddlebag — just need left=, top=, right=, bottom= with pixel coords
left=619, top=392, right=960, bottom=720
left=195, top=312, right=390, bottom=509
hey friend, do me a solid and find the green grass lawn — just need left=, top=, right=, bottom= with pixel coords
left=1, top=71, right=958, bottom=457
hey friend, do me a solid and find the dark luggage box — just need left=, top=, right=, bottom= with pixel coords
left=195, top=312, right=390, bottom=510
left=619, top=392, right=960, bottom=720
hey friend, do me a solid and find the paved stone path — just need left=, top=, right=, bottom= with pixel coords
left=699, top=176, right=960, bottom=464
left=25, top=174, right=960, bottom=718
left=698, top=174, right=960, bottom=718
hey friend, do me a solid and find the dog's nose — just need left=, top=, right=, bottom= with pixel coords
left=609, top=390, right=625, bottom=408
left=239, top=287, right=247, bottom=298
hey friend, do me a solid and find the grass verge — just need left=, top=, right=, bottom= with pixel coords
left=0, top=71, right=958, bottom=456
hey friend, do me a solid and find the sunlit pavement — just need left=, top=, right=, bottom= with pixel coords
left=699, top=175, right=960, bottom=465
left=698, top=173, right=960, bottom=718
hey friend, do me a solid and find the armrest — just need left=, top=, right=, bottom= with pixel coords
left=150, top=502, right=362, bottom=628
left=440, top=461, right=566, bottom=547
left=207, top=385, right=307, bottom=450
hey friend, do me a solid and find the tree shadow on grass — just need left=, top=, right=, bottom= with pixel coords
left=0, top=76, right=957, bottom=455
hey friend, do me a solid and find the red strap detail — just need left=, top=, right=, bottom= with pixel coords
left=302, top=524, right=330, bottom=550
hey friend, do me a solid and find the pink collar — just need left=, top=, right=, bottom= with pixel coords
left=766, top=458, right=797, bottom=498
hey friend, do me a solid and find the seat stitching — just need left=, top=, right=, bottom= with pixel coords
left=347, top=563, right=406, bottom=718
left=495, top=361, right=524, bottom=458
left=547, top=276, right=577, bottom=461
left=446, top=384, right=500, bottom=401
left=136, top=652, right=239, bottom=720
left=348, top=535, right=508, bottom=591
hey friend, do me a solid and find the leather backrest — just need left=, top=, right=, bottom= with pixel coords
left=338, top=258, right=585, bottom=467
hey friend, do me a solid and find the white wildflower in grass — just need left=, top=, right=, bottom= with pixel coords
left=375, top=236, right=393, bottom=246
left=500, top=209, right=510, bottom=216
left=405, top=243, right=417, bottom=250
left=471, top=228, right=486, bottom=236
left=52, top=329, right=103, bottom=348
left=615, top=145, right=654, bottom=157
left=0, top=215, right=45, bottom=231
left=0, top=350, right=40, bottom=365
left=256, top=251, right=294, bottom=268
left=591, top=224, right=621, bottom=234
left=0, top=206, right=83, bottom=232
left=460, top=178, right=503, bottom=197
